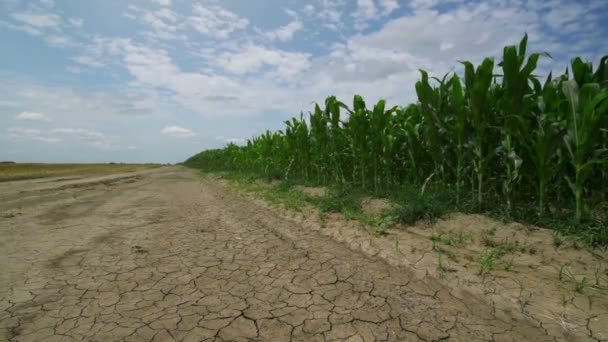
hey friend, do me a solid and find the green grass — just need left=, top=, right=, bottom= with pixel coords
left=199, top=169, right=607, bottom=248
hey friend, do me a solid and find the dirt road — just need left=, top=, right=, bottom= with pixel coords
left=1, top=167, right=557, bottom=341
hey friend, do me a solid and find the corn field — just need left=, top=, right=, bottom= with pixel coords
left=186, top=36, right=608, bottom=242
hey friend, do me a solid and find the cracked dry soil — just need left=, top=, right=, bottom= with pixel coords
left=0, top=167, right=567, bottom=341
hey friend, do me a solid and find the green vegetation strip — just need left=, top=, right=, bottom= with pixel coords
left=186, top=35, right=608, bottom=246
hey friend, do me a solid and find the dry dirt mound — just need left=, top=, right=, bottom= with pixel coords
left=295, top=185, right=327, bottom=198
left=360, top=197, right=396, bottom=216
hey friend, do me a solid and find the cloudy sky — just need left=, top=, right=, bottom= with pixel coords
left=1, top=0, right=606, bottom=163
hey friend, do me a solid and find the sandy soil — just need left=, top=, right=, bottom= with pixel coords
left=0, top=167, right=596, bottom=341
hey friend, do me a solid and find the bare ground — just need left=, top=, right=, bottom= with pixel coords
left=0, top=167, right=601, bottom=341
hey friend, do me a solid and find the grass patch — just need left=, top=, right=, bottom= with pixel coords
left=196, top=169, right=608, bottom=248
left=387, top=182, right=457, bottom=226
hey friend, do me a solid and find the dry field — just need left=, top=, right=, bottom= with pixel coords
left=0, top=167, right=605, bottom=341
left=0, top=163, right=160, bottom=182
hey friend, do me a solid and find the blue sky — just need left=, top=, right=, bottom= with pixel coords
left=1, top=0, right=606, bottom=163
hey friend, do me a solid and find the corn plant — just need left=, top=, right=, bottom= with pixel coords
left=184, top=35, right=608, bottom=245
left=562, top=74, right=608, bottom=221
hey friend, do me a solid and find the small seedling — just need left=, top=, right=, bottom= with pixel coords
left=395, top=237, right=400, bottom=253
left=483, top=227, right=496, bottom=236
left=552, top=231, right=563, bottom=248
left=575, top=277, right=590, bottom=294
left=516, top=280, right=528, bottom=312
left=478, top=249, right=498, bottom=277
left=456, top=230, right=469, bottom=245
left=482, top=235, right=499, bottom=248
left=594, top=266, right=602, bottom=287
left=556, top=265, right=567, bottom=282
left=318, top=212, right=327, bottom=225
left=431, top=239, right=438, bottom=251
left=504, top=257, right=515, bottom=271
left=560, top=293, right=569, bottom=307
left=437, top=254, right=446, bottom=279
left=373, top=215, right=396, bottom=235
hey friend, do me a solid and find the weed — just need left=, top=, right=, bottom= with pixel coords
left=389, top=183, right=453, bottom=226
left=395, top=237, right=400, bottom=253
left=455, top=230, right=469, bottom=245
left=437, top=248, right=458, bottom=262
left=373, top=215, right=397, bottom=235
left=482, top=235, right=499, bottom=248
left=478, top=249, right=499, bottom=277
left=575, top=277, right=590, bottom=294
left=594, top=266, right=602, bottom=287
left=432, top=230, right=469, bottom=247
left=483, top=227, right=497, bottom=236
left=552, top=231, right=564, bottom=248
left=516, top=280, right=528, bottom=312
left=318, top=211, right=327, bottom=225
left=560, top=293, right=569, bottom=307
left=556, top=265, right=567, bottom=282
left=504, top=257, right=515, bottom=271
left=313, top=186, right=363, bottom=214
left=437, top=254, right=446, bottom=279
left=499, top=241, right=520, bottom=254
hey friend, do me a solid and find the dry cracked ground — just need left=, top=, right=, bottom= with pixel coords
left=0, top=167, right=591, bottom=341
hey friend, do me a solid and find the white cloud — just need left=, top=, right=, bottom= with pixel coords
left=142, top=8, right=181, bottom=40
left=44, top=34, right=75, bottom=47
left=216, top=44, right=311, bottom=77
left=7, top=127, right=61, bottom=143
left=72, top=55, right=104, bottom=67
left=352, top=0, right=399, bottom=30
left=379, top=0, right=399, bottom=15
left=161, top=126, right=195, bottom=138
left=303, top=4, right=315, bottom=15
left=354, top=0, right=378, bottom=21
left=188, top=3, right=249, bottom=39
left=11, top=13, right=61, bottom=28
left=51, top=128, right=114, bottom=149
left=265, top=18, right=303, bottom=42
left=15, top=111, right=51, bottom=122
left=545, top=3, right=586, bottom=29
left=153, top=0, right=171, bottom=6
left=68, top=17, right=83, bottom=27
